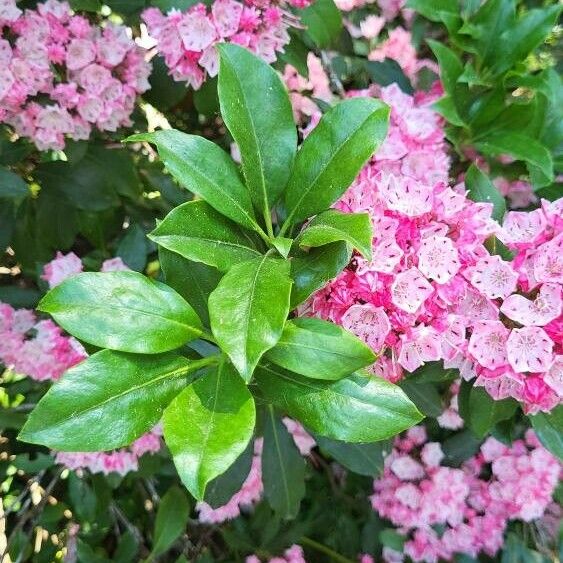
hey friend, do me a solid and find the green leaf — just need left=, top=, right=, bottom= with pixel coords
left=466, top=386, right=518, bottom=438
left=159, top=248, right=221, bottom=327
left=399, top=380, right=443, bottom=417
left=290, top=241, right=352, bottom=308
left=39, top=271, right=203, bottom=354
left=262, top=407, right=305, bottom=519
left=475, top=133, right=553, bottom=188
left=465, top=164, right=506, bottom=221
left=283, top=98, right=389, bottom=227
left=0, top=167, right=29, bottom=200
left=217, top=43, right=297, bottom=224
left=19, top=351, right=205, bottom=451
left=163, top=361, right=256, bottom=500
left=365, top=59, right=414, bottom=95
left=492, top=5, right=562, bottom=76
left=116, top=224, right=148, bottom=272
left=126, top=130, right=260, bottom=233
left=432, top=96, right=465, bottom=126
left=296, top=209, right=372, bottom=260
left=426, top=40, right=463, bottom=98
left=208, top=257, right=292, bottom=381
left=300, top=0, right=342, bottom=48
left=272, top=236, right=293, bottom=259
left=255, top=365, right=423, bottom=442
left=379, top=529, right=406, bottom=552
left=150, top=200, right=262, bottom=273
left=406, top=0, right=459, bottom=23
left=203, top=441, right=254, bottom=508
left=151, top=486, right=191, bottom=557
left=316, top=436, right=389, bottom=476
left=459, top=0, right=515, bottom=66
left=529, top=406, right=563, bottom=461
left=442, top=429, right=482, bottom=466
left=265, top=318, right=375, bottom=380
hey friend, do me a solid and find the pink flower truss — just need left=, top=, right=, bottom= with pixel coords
left=371, top=427, right=561, bottom=562
left=142, top=0, right=309, bottom=90
left=0, top=0, right=151, bottom=150
left=54, top=426, right=163, bottom=476
left=303, top=82, right=562, bottom=414
left=0, top=302, right=86, bottom=381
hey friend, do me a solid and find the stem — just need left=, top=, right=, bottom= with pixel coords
left=256, top=224, right=273, bottom=246
left=263, top=207, right=275, bottom=239
left=300, top=537, right=356, bottom=563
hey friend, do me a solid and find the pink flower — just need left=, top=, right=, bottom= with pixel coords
left=41, top=251, right=83, bottom=288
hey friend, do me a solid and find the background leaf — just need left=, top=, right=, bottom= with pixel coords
left=151, top=486, right=191, bottom=557
left=262, top=408, right=306, bottom=519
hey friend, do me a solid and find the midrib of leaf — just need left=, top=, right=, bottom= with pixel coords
left=283, top=111, right=378, bottom=230
left=151, top=234, right=261, bottom=254
left=242, top=255, right=269, bottom=375
left=162, top=150, right=258, bottom=230
left=268, top=406, right=292, bottom=514
left=57, top=302, right=200, bottom=334
left=31, top=358, right=212, bottom=436
left=195, top=364, right=222, bottom=495
left=222, top=52, right=269, bottom=222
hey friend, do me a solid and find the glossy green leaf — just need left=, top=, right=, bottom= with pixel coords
left=465, top=164, right=506, bottom=221
left=150, top=200, right=262, bottom=273
left=290, top=241, right=352, bottom=308
left=159, top=247, right=221, bottom=326
left=163, top=361, right=256, bottom=500
left=406, top=0, right=459, bottom=23
left=256, top=365, right=423, bottom=442
left=316, top=436, right=390, bottom=476
left=427, top=40, right=463, bottom=98
left=203, top=441, right=254, bottom=508
left=442, top=429, right=482, bottom=466
left=209, top=257, right=292, bottom=381
left=283, top=98, right=389, bottom=227
left=262, top=407, right=305, bottom=519
left=529, top=406, right=563, bottom=461
left=126, top=130, right=260, bottom=233
left=297, top=209, right=372, bottom=260
left=39, top=271, right=202, bottom=354
left=217, top=43, right=297, bottom=222
left=265, top=318, right=375, bottom=380
left=151, top=486, right=191, bottom=557
left=272, top=236, right=293, bottom=259
left=19, top=351, right=206, bottom=451
left=475, top=132, right=553, bottom=187
left=300, top=0, right=342, bottom=48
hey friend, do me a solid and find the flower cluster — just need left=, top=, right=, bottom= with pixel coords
left=54, top=427, right=162, bottom=476
left=0, top=301, right=86, bottom=382
left=303, top=83, right=562, bottom=413
left=283, top=53, right=332, bottom=123
left=371, top=427, right=560, bottom=562
left=0, top=0, right=151, bottom=151
left=142, top=0, right=309, bottom=90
